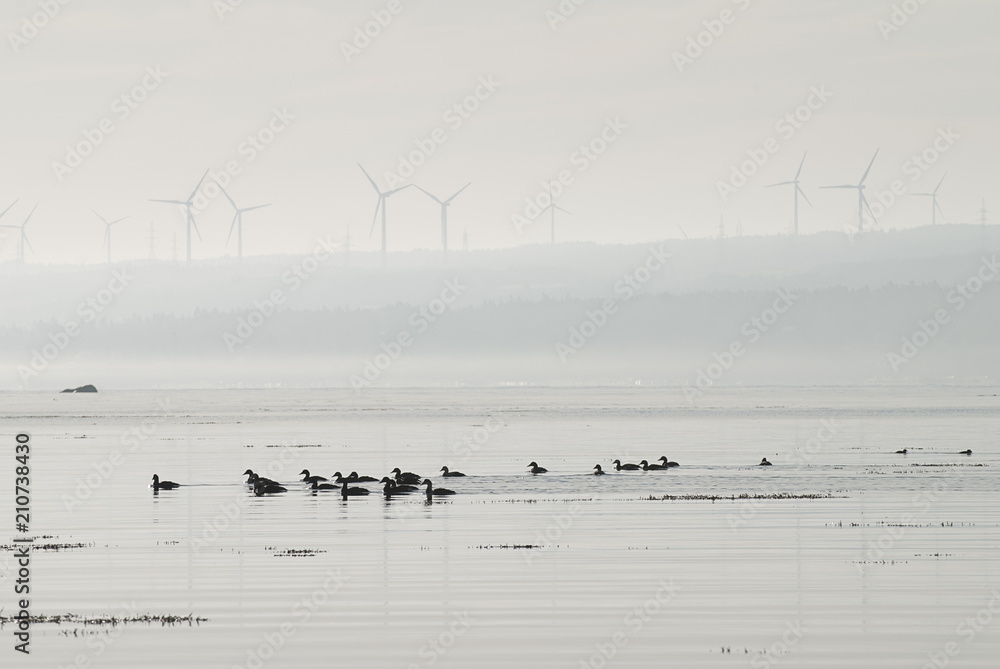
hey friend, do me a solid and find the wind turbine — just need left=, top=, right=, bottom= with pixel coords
left=91, top=210, right=128, bottom=265
left=822, top=149, right=879, bottom=234
left=148, top=169, right=209, bottom=263
left=414, top=182, right=471, bottom=264
left=766, top=152, right=812, bottom=235
left=0, top=203, right=37, bottom=262
left=913, top=174, right=946, bottom=226
left=540, top=182, right=571, bottom=244
left=358, top=164, right=410, bottom=268
left=219, top=185, right=270, bottom=261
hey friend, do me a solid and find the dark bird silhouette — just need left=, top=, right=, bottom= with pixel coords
left=422, top=479, right=456, bottom=496
left=611, top=459, right=641, bottom=471
left=300, top=469, right=328, bottom=484
left=151, top=474, right=180, bottom=490
left=440, top=466, right=466, bottom=477
left=527, top=461, right=548, bottom=474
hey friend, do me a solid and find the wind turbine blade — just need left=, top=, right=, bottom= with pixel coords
left=798, top=185, right=813, bottom=208
left=23, top=235, right=34, bottom=255
left=0, top=200, right=17, bottom=220
left=933, top=173, right=946, bottom=194
left=794, top=152, right=807, bottom=180
left=555, top=205, right=572, bottom=215
left=91, top=209, right=110, bottom=226
left=444, top=182, right=472, bottom=203
left=675, top=223, right=688, bottom=239
left=862, top=193, right=876, bottom=220
left=385, top=185, right=411, bottom=197
left=242, top=204, right=271, bottom=212
left=110, top=216, right=128, bottom=226
left=187, top=169, right=210, bottom=203
left=935, top=201, right=945, bottom=217
left=226, top=215, right=238, bottom=247
left=190, top=212, right=203, bottom=243
left=765, top=181, right=795, bottom=188
left=104, top=227, right=110, bottom=248
left=414, top=185, right=443, bottom=203
left=358, top=163, right=382, bottom=194
left=149, top=199, right=188, bottom=205
left=218, top=184, right=238, bottom=211
left=821, top=185, right=856, bottom=189
left=22, top=203, right=38, bottom=227
left=859, top=149, right=879, bottom=185
left=369, top=199, right=382, bottom=238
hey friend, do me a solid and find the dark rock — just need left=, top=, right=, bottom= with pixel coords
left=60, top=385, right=98, bottom=393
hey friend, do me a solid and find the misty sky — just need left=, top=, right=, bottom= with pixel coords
left=0, top=0, right=997, bottom=264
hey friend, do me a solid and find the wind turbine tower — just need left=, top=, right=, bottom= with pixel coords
left=0, top=203, right=38, bottom=263
left=914, top=174, right=946, bottom=226
left=359, top=164, right=410, bottom=268
left=766, top=152, right=812, bottom=235
left=822, top=149, right=879, bottom=235
left=92, top=210, right=128, bottom=265
left=219, top=185, right=270, bottom=261
left=149, top=169, right=209, bottom=263
left=540, top=182, right=571, bottom=244
left=415, top=182, right=471, bottom=265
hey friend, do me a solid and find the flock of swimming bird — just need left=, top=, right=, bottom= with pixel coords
left=152, top=448, right=970, bottom=497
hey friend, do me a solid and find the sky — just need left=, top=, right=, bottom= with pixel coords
left=0, top=0, right=997, bottom=264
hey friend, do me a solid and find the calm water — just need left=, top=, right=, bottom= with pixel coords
left=1, top=386, right=998, bottom=668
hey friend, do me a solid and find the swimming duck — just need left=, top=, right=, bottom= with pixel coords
left=253, top=480, right=287, bottom=495
left=379, top=477, right=419, bottom=493
left=639, top=459, right=667, bottom=471
left=349, top=471, right=378, bottom=483
left=422, top=479, right=456, bottom=496
left=246, top=472, right=279, bottom=487
left=959, top=449, right=973, bottom=455
left=151, top=474, right=180, bottom=490
left=611, top=459, right=641, bottom=471
left=656, top=456, right=680, bottom=468
left=758, top=458, right=772, bottom=466
left=391, top=468, right=422, bottom=485
left=300, top=469, right=328, bottom=484
left=895, top=448, right=908, bottom=454
left=341, top=481, right=370, bottom=498
left=309, top=479, right=338, bottom=491
left=593, top=464, right=605, bottom=475
left=440, top=466, right=466, bottom=477
left=527, top=461, right=548, bottom=474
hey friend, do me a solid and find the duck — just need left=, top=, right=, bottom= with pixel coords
left=527, top=461, right=548, bottom=474
left=656, top=456, right=680, bottom=468
left=309, top=479, right=339, bottom=491
left=639, top=459, right=667, bottom=471
left=959, top=449, right=973, bottom=455
left=391, top=468, right=422, bottom=485
left=382, top=480, right=402, bottom=498
left=340, top=481, right=370, bottom=498
left=348, top=471, right=378, bottom=483
left=246, top=472, right=279, bottom=487
left=253, top=480, right=287, bottom=495
left=593, top=464, right=605, bottom=475
left=440, top=466, right=466, bottom=477
left=422, top=479, right=456, bottom=496
left=379, top=477, right=419, bottom=493
left=151, top=474, right=180, bottom=490
left=300, top=469, right=328, bottom=484
left=895, top=448, right=908, bottom=454
left=758, top=458, right=772, bottom=466
left=611, top=459, right=641, bottom=471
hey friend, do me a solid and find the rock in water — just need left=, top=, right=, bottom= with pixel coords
left=60, top=385, right=98, bottom=393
